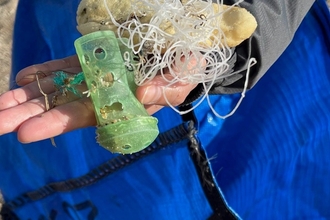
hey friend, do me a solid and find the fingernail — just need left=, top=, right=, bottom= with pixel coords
left=141, top=86, right=162, bottom=105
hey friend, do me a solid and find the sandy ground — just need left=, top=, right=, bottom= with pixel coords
left=0, top=0, right=18, bottom=215
left=0, top=0, right=18, bottom=94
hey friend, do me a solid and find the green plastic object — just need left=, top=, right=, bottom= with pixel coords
left=74, top=31, right=159, bottom=154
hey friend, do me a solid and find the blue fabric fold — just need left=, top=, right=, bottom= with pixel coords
left=202, top=1, right=330, bottom=219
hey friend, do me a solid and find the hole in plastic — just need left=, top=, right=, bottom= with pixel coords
left=94, top=47, right=106, bottom=60
left=83, top=54, right=90, bottom=65
left=108, top=102, right=123, bottom=111
left=101, top=72, right=114, bottom=87
left=95, top=69, right=101, bottom=76
left=122, top=145, right=132, bottom=150
left=100, top=102, right=123, bottom=119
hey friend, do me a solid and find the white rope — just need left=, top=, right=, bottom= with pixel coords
left=103, top=0, right=254, bottom=118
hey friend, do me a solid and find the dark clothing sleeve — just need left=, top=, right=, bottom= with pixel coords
left=181, top=0, right=315, bottom=105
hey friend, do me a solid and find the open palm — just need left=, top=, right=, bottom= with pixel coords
left=0, top=55, right=198, bottom=143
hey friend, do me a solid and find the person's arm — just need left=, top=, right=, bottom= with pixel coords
left=181, top=0, right=315, bottom=106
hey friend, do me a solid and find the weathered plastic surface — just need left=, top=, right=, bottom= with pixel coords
left=74, top=31, right=159, bottom=154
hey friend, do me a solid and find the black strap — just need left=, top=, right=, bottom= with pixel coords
left=180, top=104, right=238, bottom=220
left=0, top=204, right=20, bottom=220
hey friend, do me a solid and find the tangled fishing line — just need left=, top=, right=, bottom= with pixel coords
left=103, top=0, right=256, bottom=118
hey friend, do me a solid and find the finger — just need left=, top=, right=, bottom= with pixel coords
left=137, top=52, right=204, bottom=108
left=16, top=55, right=80, bottom=86
left=0, top=97, right=47, bottom=135
left=0, top=76, right=56, bottom=110
left=2, top=69, right=88, bottom=110
left=51, top=85, right=88, bottom=107
left=145, top=104, right=164, bottom=115
left=136, top=75, right=197, bottom=106
left=0, top=86, right=87, bottom=135
left=17, top=97, right=96, bottom=143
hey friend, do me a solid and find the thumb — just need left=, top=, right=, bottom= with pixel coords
left=136, top=76, right=197, bottom=106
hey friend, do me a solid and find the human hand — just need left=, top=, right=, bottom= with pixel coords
left=0, top=55, right=200, bottom=143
